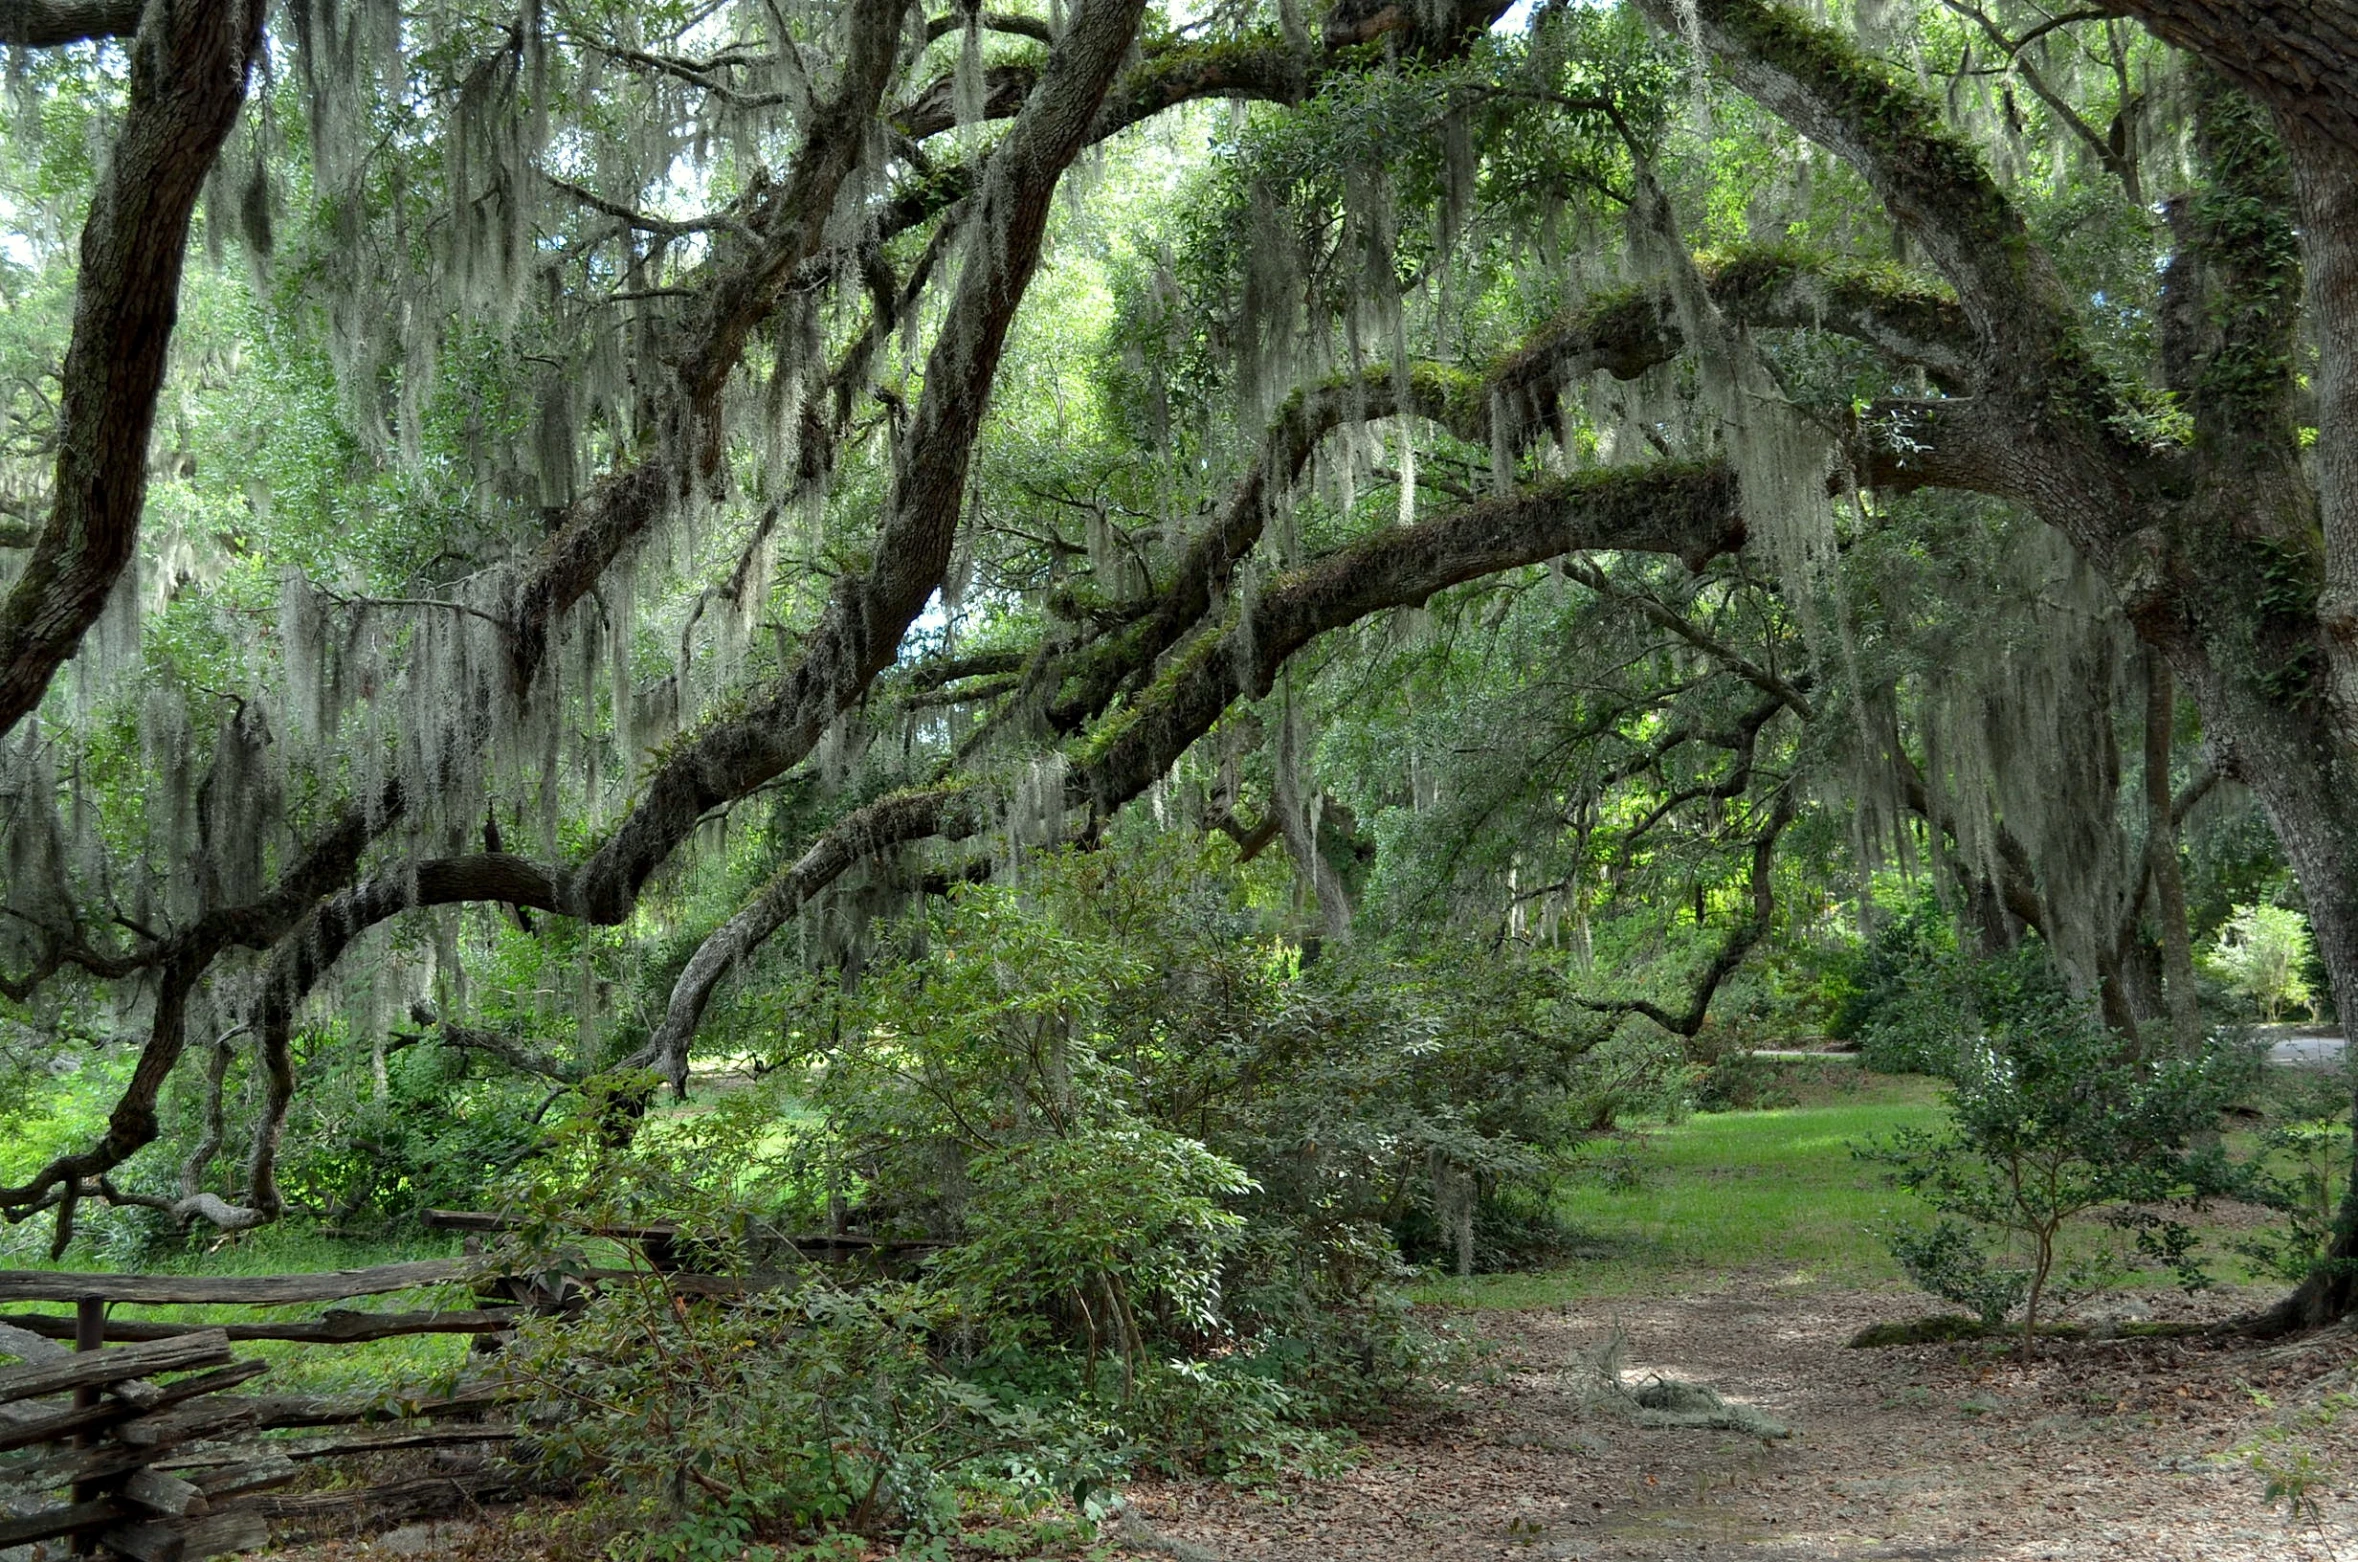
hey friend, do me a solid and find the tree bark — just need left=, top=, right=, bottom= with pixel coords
left=2144, top=650, right=2203, bottom=1053
left=0, top=0, right=267, bottom=738
left=2094, top=3, right=2358, bottom=161
left=0, top=0, right=142, bottom=46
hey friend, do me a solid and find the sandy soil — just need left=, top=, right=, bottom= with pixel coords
left=1118, top=1283, right=2358, bottom=1562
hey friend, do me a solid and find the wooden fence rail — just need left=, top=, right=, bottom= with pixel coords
left=0, top=1268, right=522, bottom=1562
left=0, top=1221, right=945, bottom=1558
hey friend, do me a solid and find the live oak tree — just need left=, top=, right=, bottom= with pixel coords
left=1, top=0, right=2356, bottom=1336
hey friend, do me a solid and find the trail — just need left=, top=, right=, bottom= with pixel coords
left=1121, top=1285, right=2358, bottom=1562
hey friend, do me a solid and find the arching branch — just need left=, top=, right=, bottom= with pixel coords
left=642, top=459, right=1749, bottom=1083
left=1576, top=787, right=1798, bottom=1036
left=203, top=0, right=1164, bottom=1209
left=0, top=792, right=392, bottom=1239
left=505, top=0, right=913, bottom=698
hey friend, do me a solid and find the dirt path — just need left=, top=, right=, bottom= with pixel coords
left=285, top=1284, right=2358, bottom=1561
left=1119, top=1285, right=2358, bottom=1562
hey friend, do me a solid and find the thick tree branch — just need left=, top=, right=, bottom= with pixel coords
left=1633, top=0, right=2161, bottom=557
left=559, top=0, right=1151, bottom=926
left=0, top=792, right=393, bottom=1243
left=0, top=0, right=143, bottom=46
left=0, top=0, right=267, bottom=737
left=1576, top=787, right=1798, bottom=1036
left=2094, top=2, right=2358, bottom=161
left=504, top=0, right=912, bottom=698
left=1050, top=254, right=1967, bottom=738
left=224, top=0, right=1162, bottom=1160
left=642, top=460, right=1749, bottom=1081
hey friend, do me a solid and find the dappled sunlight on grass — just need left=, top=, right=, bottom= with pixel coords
left=1414, top=1073, right=1946, bottom=1309
left=1414, top=1068, right=2298, bottom=1314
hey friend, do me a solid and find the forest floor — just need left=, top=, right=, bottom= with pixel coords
left=287, top=1283, right=2358, bottom=1562
left=257, top=1070, right=2358, bottom=1561
left=1115, top=1281, right=2358, bottom=1561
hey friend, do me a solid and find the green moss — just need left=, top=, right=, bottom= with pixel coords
left=1406, top=361, right=1485, bottom=434
left=1733, top=0, right=2019, bottom=256
left=2185, top=70, right=2302, bottom=454
left=1069, top=606, right=1233, bottom=774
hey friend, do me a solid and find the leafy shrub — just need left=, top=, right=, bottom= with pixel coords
left=2206, top=903, right=2317, bottom=1022
left=2232, top=1067, right=2357, bottom=1285
left=1688, top=1046, right=1797, bottom=1113
left=1391, top=1182, right=1581, bottom=1274
left=511, top=1272, right=1120, bottom=1555
left=1823, top=888, right=1952, bottom=1055
left=1859, top=995, right=2260, bottom=1346
left=927, top=1126, right=1251, bottom=1392
left=1844, top=927, right=2078, bottom=1081
left=496, top=839, right=1617, bottom=1549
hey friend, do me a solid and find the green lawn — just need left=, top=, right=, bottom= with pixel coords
left=1416, top=1071, right=1951, bottom=1309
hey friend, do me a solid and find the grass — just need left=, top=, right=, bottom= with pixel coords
left=1416, top=1063, right=2323, bottom=1314
left=1416, top=1071, right=1948, bottom=1309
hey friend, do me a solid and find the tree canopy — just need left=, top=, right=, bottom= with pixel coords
left=3, top=0, right=2357, bottom=1334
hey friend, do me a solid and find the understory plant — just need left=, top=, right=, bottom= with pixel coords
left=2233, top=1067, right=2358, bottom=1287
left=493, top=840, right=1594, bottom=1553
left=2206, top=903, right=2318, bottom=1023
left=1860, top=990, right=2260, bottom=1347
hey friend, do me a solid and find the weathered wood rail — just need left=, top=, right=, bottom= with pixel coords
left=0, top=1222, right=951, bottom=1558
left=0, top=1263, right=519, bottom=1561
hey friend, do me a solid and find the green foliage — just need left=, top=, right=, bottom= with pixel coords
left=1860, top=999, right=2261, bottom=1345
left=928, top=1127, right=1252, bottom=1387
left=513, top=1275, right=1113, bottom=1553
left=494, top=841, right=1605, bottom=1547
left=2232, top=1068, right=2358, bottom=1286
left=2206, top=903, right=2317, bottom=1022
left=1831, top=898, right=2076, bottom=1081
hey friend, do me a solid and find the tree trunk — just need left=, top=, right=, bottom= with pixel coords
left=0, top=0, right=268, bottom=737
left=2210, top=697, right=2358, bottom=1331
left=2144, top=651, right=2204, bottom=1053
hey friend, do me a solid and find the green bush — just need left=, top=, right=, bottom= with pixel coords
left=512, top=1275, right=1120, bottom=1555
left=2233, top=1067, right=2357, bottom=1285
left=1859, top=996, right=2260, bottom=1346
left=2206, top=903, right=2317, bottom=1022
left=1844, top=924, right=2078, bottom=1081
left=495, top=839, right=1612, bottom=1549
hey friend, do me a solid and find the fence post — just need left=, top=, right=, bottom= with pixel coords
left=71, top=1293, right=105, bottom=1555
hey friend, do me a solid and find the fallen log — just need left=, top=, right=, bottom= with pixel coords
left=281, top=1424, right=517, bottom=1459
left=237, top=1374, right=512, bottom=1430
left=0, top=1359, right=266, bottom=1453
left=256, top=1468, right=517, bottom=1531
left=98, top=1505, right=269, bottom=1562
left=0, top=1496, right=127, bottom=1548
